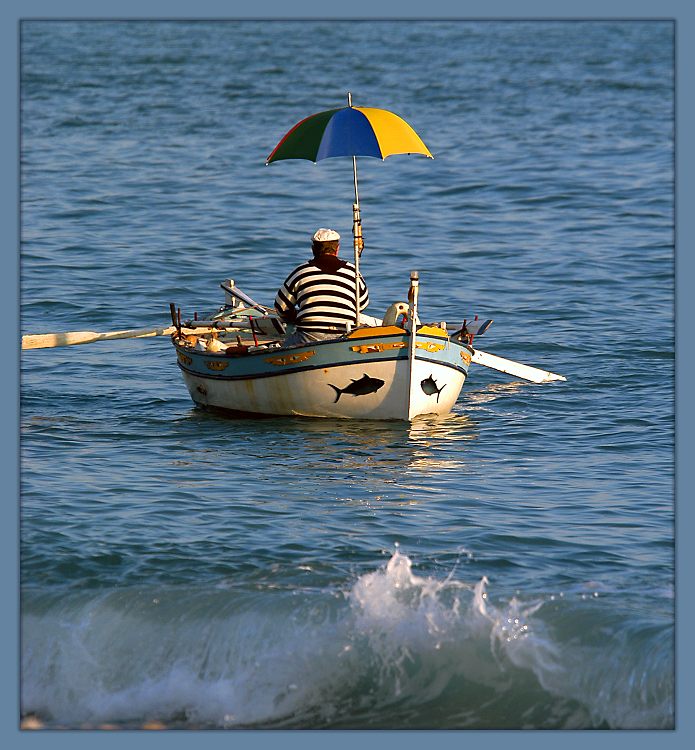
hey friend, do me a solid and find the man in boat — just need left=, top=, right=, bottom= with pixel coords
left=274, top=228, right=369, bottom=347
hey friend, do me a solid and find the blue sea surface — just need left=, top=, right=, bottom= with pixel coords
left=19, top=20, right=674, bottom=729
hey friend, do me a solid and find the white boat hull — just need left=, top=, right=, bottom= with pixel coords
left=174, top=326, right=471, bottom=421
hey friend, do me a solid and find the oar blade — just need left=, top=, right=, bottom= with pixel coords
left=471, top=349, right=566, bottom=383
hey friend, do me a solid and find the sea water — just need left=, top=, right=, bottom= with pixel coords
left=19, top=20, right=674, bottom=729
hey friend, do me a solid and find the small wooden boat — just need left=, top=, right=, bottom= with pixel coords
left=21, top=274, right=564, bottom=420
left=170, top=273, right=491, bottom=421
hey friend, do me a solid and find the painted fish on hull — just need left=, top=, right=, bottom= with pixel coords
left=421, top=374, right=445, bottom=402
left=328, top=374, right=385, bottom=402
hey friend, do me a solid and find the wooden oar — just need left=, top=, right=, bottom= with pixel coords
left=471, top=348, right=566, bottom=383
left=22, top=324, right=218, bottom=350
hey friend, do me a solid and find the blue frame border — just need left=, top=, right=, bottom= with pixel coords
left=5, top=3, right=691, bottom=749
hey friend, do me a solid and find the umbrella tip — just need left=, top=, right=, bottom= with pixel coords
left=347, top=91, right=352, bottom=107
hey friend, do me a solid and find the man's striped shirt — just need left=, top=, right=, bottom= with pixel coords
left=274, top=256, right=369, bottom=334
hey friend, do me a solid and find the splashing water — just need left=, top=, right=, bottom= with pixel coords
left=22, top=551, right=672, bottom=728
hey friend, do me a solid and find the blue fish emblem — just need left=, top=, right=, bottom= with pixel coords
left=329, top=374, right=385, bottom=402
left=421, top=374, right=445, bottom=402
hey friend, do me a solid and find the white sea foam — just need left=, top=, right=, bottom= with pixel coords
left=20, top=552, right=673, bottom=729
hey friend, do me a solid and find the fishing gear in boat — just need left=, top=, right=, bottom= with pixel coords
left=219, top=279, right=269, bottom=314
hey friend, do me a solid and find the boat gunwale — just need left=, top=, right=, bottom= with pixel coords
left=176, top=350, right=470, bottom=382
left=173, top=328, right=470, bottom=361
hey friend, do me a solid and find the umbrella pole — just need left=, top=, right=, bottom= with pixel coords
left=352, top=156, right=364, bottom=325
left=347, top=93, right=364, bottom=326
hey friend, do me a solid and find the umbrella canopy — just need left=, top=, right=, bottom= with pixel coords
left=266, top=106, right=433, bottom=164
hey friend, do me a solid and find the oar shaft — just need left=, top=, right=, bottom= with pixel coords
left=24, top=282, right=274, bottom=351
left=21, top=325, right=224, bottom=350
left=22, top=326, right=176, bottom=350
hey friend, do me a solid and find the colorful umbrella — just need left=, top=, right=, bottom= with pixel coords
left=266, top=104, right=433, bottom=164
left=266, top=93, right=433, bottom=322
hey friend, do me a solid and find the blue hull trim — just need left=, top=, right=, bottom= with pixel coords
left=177, top=352, right=468, bottom=382
left=174, top=333, right=471, bottom=382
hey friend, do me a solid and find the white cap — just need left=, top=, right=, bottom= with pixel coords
left=312, top=228, right=340, bottom=242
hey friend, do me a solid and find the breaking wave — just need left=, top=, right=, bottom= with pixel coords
left=21, top=551, right=673, bottom=729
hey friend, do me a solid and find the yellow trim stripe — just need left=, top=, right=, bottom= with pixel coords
left=266, top=350, right=316, bottom=366
left=350, top=341, right=407, bottom=354
left=206, top=360, right=229, bottom=371
left=416, top=341, right=446, bottom=353
left=417, top=325, right=448, bottom=337
left=347, top=325, right=406, bottom=338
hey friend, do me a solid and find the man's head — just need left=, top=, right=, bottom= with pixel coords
left=311, top=228, right=340, bottom=257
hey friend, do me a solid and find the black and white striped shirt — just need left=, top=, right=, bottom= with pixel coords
left=274, top=256, right=369, bottom=334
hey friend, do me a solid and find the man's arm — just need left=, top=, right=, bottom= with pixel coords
left=274, top=281, right=297, bottom=322
left=358, top=276, right=369, bottom=312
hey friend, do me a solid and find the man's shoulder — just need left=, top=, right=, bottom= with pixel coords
left=288, top=258, right=357, bottom=279
left=296, top=258, right=351, bottom=274
left=294, top=260, right=316, bottom=271
left=285, top=260, right=315, bottom=279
